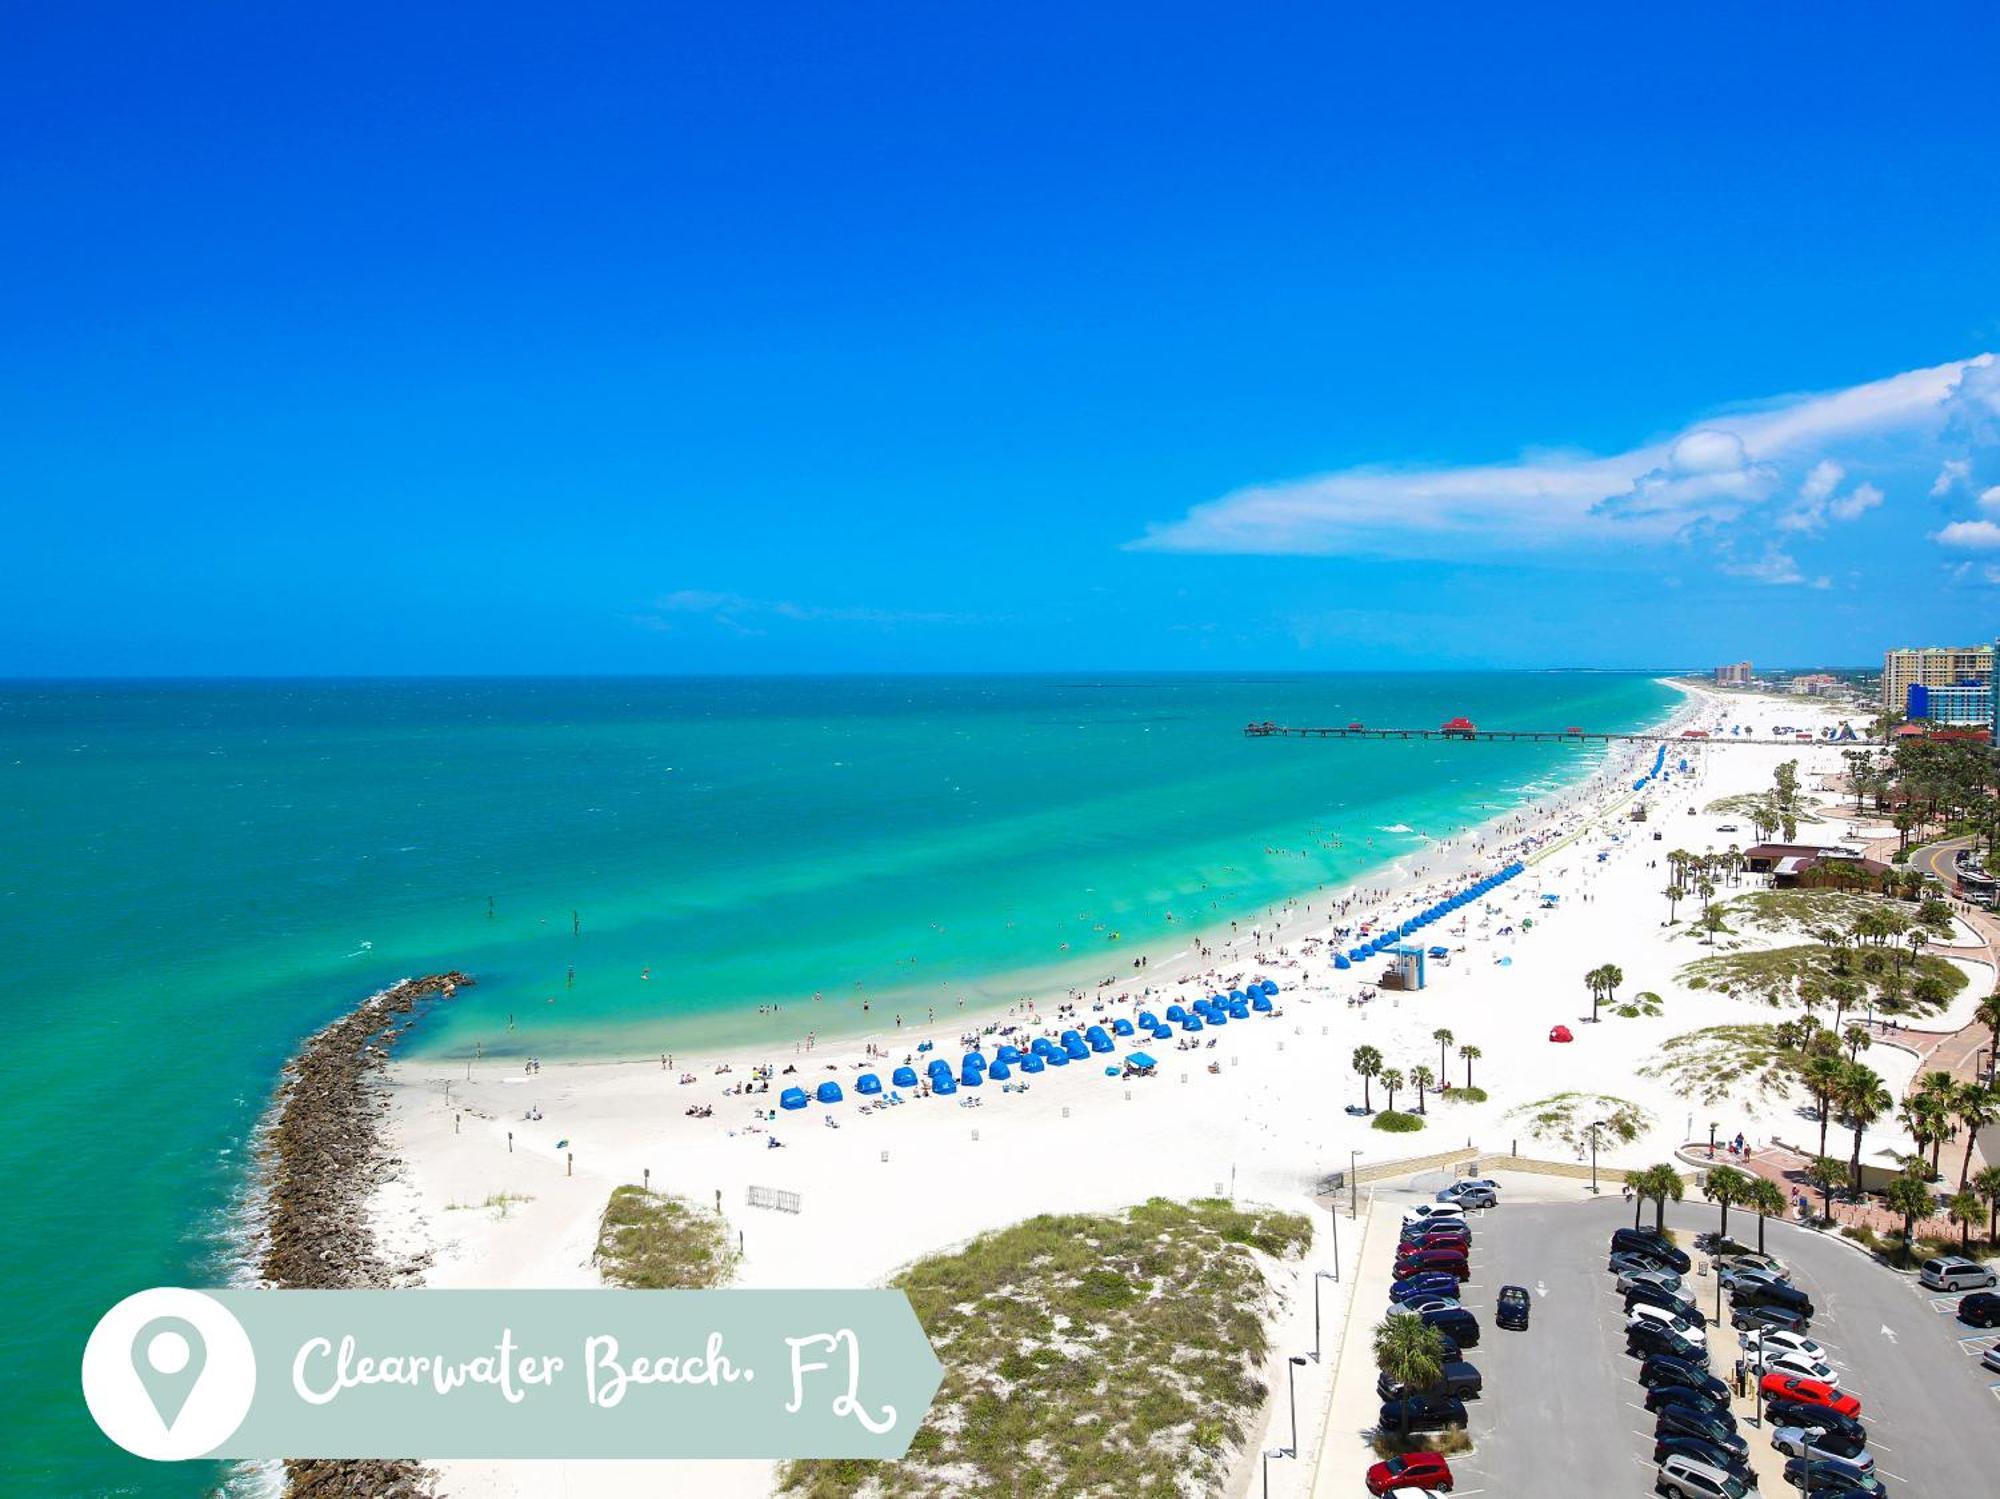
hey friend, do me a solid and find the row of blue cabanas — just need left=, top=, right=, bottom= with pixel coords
left=774, top=979, right=1286, bottom=1107
left=1632, top=742, right=1668, bottom=792
left=1333, top=862, right=1528, bottom=969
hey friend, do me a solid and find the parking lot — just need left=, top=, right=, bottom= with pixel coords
left=1343, top=1171, right=1996, bottom=1496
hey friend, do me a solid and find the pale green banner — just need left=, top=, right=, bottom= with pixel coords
left=82, top=1288, right=942, bottom=1461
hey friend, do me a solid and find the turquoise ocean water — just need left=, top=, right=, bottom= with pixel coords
left=0, top=672, right=1674, bottom=1493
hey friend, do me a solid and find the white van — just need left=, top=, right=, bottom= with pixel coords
left=1919, top=1255, right=1997, bottom=1292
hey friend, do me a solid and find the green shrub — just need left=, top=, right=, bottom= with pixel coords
left=1373, top=1110, right=1424, bottom=1133
left=1441, top=1086, right=1488, bottom=1104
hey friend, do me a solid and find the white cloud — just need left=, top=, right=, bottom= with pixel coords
left=1131, top=355, right=1987, bottom=558
left=1978, top=484, right=2000, bottom=511
left=1933, top=457, right=1973, bottom=496
left=1933, top=520, right=2000, bottom=550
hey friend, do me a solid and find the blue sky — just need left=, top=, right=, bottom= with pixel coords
left=6, top=4, right=2000, bottom=675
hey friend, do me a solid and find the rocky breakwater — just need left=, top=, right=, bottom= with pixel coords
left=259, top=971, right=473, bottom=1498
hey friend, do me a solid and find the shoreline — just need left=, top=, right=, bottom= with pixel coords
left=403, top=679, right=1699, bottom=1074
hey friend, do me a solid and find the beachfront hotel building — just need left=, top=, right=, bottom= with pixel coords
left=1905, top=681, right=1993, bottom=726
left=1881, top=644, right=1992, bottom=715
left=1713, top=661, right=1752, bottom=685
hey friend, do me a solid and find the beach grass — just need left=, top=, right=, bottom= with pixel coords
left=1677, top=944, right=1964, bottom=1012
left=1638, top=1023, right=1799, bottom=1106
left=777, top=1197, right=1311, bottom=1498
left=1506, top=1091, right=1651, bottom=1152
left=592, top=1186, right=739, bottom=1290
left=1703, top=792, right=1823, bottom=825
left=1372, top=1110, right=1425, bottom=1132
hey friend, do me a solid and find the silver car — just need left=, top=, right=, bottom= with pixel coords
left=1772, top=1427, right=1871, bottom=1471
left=1618, top=1265, right=1685, bottom=1298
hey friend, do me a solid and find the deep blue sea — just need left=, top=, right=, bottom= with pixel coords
left=0, top=672, right=1675, bottom=1493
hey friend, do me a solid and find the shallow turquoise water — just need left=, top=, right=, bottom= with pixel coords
left=0, top=672, right=1673, bottom=1492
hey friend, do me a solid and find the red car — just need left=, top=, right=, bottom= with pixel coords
left=1394, top=1248, right=1470, bottom=1280
left=1759, top=1373, right=1861, bottom=1418
left=1366, top=1450, right=1453, bottom=1494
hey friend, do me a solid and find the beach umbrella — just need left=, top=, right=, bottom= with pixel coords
left=891, top=1066, right=919, bottom=1088
left=988, top=1058, right=1012, bottom=1081
left=933, top=1074, right=957, bottom=1095
left=779, top=1087, right=810, bottom=1110
left=1126, top=1051, right=1158, bottom=1070
left=959, top=1065, right=983, bottom=1087
left=1252, top=994, right=1273, bottom=1012
left=1019, top=1053, right=1046, bottom=1074
left=1111, top=1017, right=1135, bottom=1037
left=855, top=1073, right=882, bottom=1095
left=816, top=1080, right=844, bottom=1104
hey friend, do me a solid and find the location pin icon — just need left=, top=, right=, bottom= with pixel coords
left=132, top=1316, right=207, bottom=1431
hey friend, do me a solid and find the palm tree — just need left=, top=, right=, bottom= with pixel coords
left=1954, top=1083, right=1998, bottom=1187
left=1584, top=963, right=1623, bottom=1024
left=1839, top=1062, right=1892, bottom=1195
left=1699, top=905, right=1726, bottom=946
left=1703, top=1163, right=1749, bottom=1243
left=1948, top=1189, right=1984, bottom=1251
left=1373, top=1313, right=1446, bottom=1397
left=1973, top=1164, right=2000, bottom=1244
left=1380, top=1067, right=1404, bottom=1114
left=1410, top=1064, right=1435, bottom=1114
left=1664, top=883, right=1685, bottom=923
left=1977, top=992, right=2000, bottom=1061
left=1897, top=1094, right=1951, bottom=1180
left=1801, top=1054, right=1846, bottom=1158
left=1744, top=1176, right=1788, bottom=1253
left=1842, top=1024, right=1871, bottom=1062
left=1458, top=1043, right=1481, bottom=1090
left=1883, top=1169, right=1936, bottom=1266
left=1351, top=1045, right=1382, bottom=1112
left=1431, top=1028, right=1455, bottom=1078
left=1807, top=1154, right=1846, bottom=1225
left=1628, top=1163, right=1684, bottom=1232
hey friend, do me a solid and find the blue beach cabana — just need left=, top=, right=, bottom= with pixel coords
left=816, top=1080, right=844, bottom=1104
left=891, top=1066, right=919, bottom=1088
left=1045, top=1048, right=1071, bottom=1066
left=1333, top=953, right=1351, bottom=970
left=932, top=1074, right=957, bottom=1095
left=1111, top=1017, right=1135, bottom=1037
left=1252, top=992, right=1273, bottom=1012
left=1019, top=1053, right=1046, bottom=1074
left=780, top=1087, right=810, bottom=1110
left=987, top=1058, right=1012, bottom=1081
left=855, top=1073, right=882, bottom=1095
left=959, top=1064, right=983, bottom=1086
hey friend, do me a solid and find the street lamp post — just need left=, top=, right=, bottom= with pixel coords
left=1587, top=1118, right=1610, bottom=1195
left=1313, top=1270, right=1337, bottom=1360
left=1328, top=1203, right=1341, bottom=1282
left=1262, top=1448, right=1280, bottom=1499
left=1287, top=1354, right=1306, bottom=1455
left=1350, top=1151, right=1360, bottom=1219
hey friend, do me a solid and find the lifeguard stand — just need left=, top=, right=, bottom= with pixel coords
left=1380, top=944, right=1427, bottom=991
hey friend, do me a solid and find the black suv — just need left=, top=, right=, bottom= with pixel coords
left=1377, top=1359, right=1482, bottom=1401
left=1627, top=1320, right=1706, bottom=1364
left=1378, top=1393, right=1469, bottom=1432
left=1610, top=1227, right=1691, bottom=1274
left=1764, top=1400, right=1865, bottom=1448
left=1638, top=1356, right=1727, bottom=1405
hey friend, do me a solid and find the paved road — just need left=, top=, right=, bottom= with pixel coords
left=1455, top=1190, right=1996, bottom=1496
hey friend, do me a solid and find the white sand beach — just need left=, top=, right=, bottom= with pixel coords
left=379, top=682, right=1888, bottom=1497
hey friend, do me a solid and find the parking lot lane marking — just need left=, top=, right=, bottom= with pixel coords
left=1877, top=1470, right=1909, bottom=1484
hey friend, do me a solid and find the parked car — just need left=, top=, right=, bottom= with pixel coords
left=1390, top=1271, right=1463, bottom=1303
left=1771, top=1427, right=1871, bottom=1466
left=1378, top=1393, right=1468, bottom=1433
left=1763, top=1401, right=1865, bottom=1449
left=1734, top=1279, right=1813, bottom=1318
left=1457, top=1177, right=1502, bottom=1195
left=1436, top=1181, right=1497, bottom=1209
left=1628, top=1282, right=1704, bottom=1321
left=1394, top=1252, right=1470, bottom=1283
left=1655, top=1403, right=1745, bottom=1456
left=1611, top=1227, right=1692, bottom=1273
left=1388, top=1296, right=1462, bottom=1319
left=1640, top=1365, right=1732, bottom=1409
left=1920, top=1255, right=1999, bottom=1292
left=1752, top=1348, right=1839, bottom=1386
left=1652, top=1435, right=1753, bottom=1483
left=1982, top=1344, right=2000, bottom=1375
left=1628, top=1321, right=1707, bottom=1365
left=1956, top=1291, right=2000, bottom=1328
left=1495, top=1284, right=1530, bottom=1330
left=1738, top=1329, right=1831, bottom=1364
left=1656, top=1451, right=1752, bottom=1499
left=1377, top=1360, right=1482, bottom=1401
left=1780, top=1457, right=1883, bottom=1494
left=1731, top=1302, right=1811, bottom=1334
left=1364, top=1451, right=1454, bottom=1495
left=1760, top=1374, right=1860, bottom=1418
left=1610, top=1247, right=1681, bottom=1277
left=1715, top=1250, right=1788, bottom=1279
left=1402, top=1219, right=1471, bottom=1242
left=1418, top=1306, right=1480, bottom=1347
left=1628, top=1304, right=1705, bottom=1341
left=1645, top=1382, right=1729, bottom=1416
left=1401, top=1203, right=1467, bottom=1228
left=1618, top=1265, right=1685, bottom=1297
left=1719, top=1263, right=1796, bottom=1293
